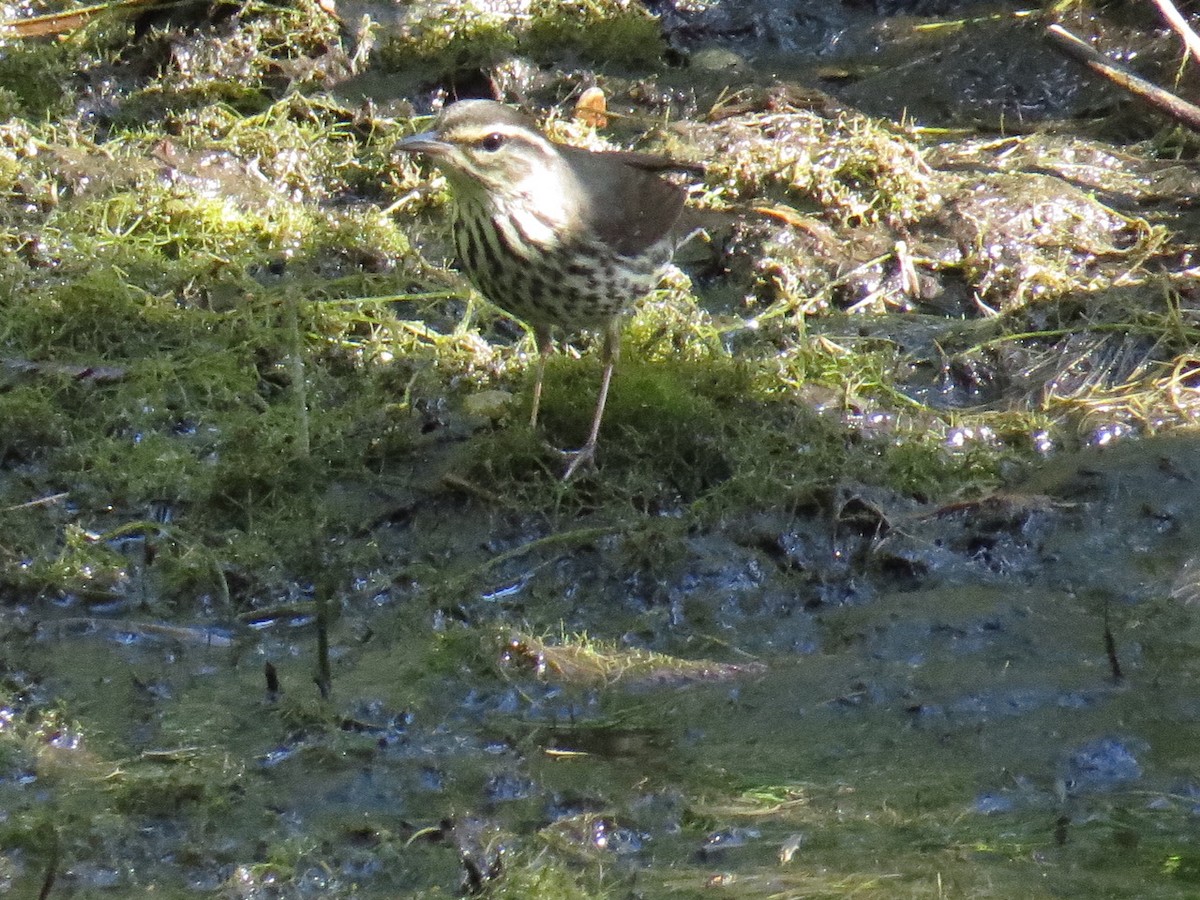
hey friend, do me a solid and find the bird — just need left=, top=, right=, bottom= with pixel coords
left=395, top=98, right=688, bottom=478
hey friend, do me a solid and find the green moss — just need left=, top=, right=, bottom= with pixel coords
left=804, top=114, right=939, bottom=224
left=709, top=110, right=939, bottom=227
left=108, top=760, right=228, bottom=815
left=0, top=382, right=72, bottom=462
left=525, top=0, right=665, bottom=66
left=484, top=852, right=598, bottom=900
left=374, top=0, right=663, bottom=81
left=115, top=0, right=343, bottom=121
left=374, top=16, right=518, bottom=82
left=10, top=522, right=130, bottom=600
left=0, top=38, right=87, bottom=119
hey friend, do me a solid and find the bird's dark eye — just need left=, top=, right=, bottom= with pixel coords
left=480, top=132, right=506, bottom=152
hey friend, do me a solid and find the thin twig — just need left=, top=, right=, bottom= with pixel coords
left=1045, top=24, right=1200, bottom=132
left=446, top=525, right=621, bottom=591
left=3, top=492, right=68, bottom=511
left=1153, top=0, right=1200, bottom=68
left=36, top=827, right=58, bottom=900
left=285, top=292, right=331, bottom=698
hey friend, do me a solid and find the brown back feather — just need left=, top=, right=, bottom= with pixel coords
left=559, top=144, right=687, bottom=258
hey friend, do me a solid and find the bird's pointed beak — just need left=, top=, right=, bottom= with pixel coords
left=395, top=129, right=452, bottom=158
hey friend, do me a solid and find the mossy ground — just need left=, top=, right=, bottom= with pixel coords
left=0, top=0, right=1199, bottom=897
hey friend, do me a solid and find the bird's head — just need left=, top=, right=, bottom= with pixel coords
left=395, top=100, right=564, bottom=204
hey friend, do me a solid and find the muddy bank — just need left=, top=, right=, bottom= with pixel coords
left=1, top=0, right=1200, bottom=897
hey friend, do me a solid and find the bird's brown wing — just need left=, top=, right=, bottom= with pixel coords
left=593, top=149, right=706, bottom=177
left=560, top=144, right=689, bottom=258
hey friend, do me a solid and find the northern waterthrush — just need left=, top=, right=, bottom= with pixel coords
left=395, top=99, right=688, bottom=478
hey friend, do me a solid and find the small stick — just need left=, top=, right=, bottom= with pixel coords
left=1045, top=23, right=1200, bottom=132
left=37, top=827, right=59, bottom=900
left=1152, top=0, right=1200, bottom=68
left=1103, top=602, right=1124, bottom=683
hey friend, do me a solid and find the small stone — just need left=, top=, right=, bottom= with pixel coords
left=690, top=46, right=747, bottom=72
left=463, top=390, right=516, bottom=421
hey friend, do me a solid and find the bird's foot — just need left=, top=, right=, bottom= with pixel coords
left=558, top=442, right=598, bottom=481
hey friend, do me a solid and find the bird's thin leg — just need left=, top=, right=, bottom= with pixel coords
left=529, top=324, right=552, bottom=429
left=562, top=321, right=619, bottom=480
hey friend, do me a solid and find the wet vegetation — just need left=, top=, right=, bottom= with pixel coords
left=2, top=0, right=1200, bottom=896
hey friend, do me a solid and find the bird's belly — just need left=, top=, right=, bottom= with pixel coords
left=452, top=215, right=669, bottom=332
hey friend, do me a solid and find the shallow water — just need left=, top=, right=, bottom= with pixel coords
left=5, top=435, right=1200, bottom=897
